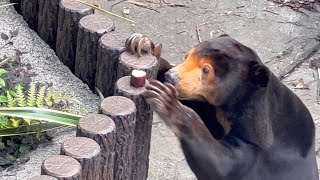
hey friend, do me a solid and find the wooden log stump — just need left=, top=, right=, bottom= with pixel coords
left=37, top=0, right=60, bottom=50
left=76, top=113, right=116, bottom=180
left=114, top=76, right=153, bottom=180
left=60, top=137, right=101, bottom=180
left=29, top=175, right=58, bottom=180
left=75, top=14, right=115, bottom=90
left=100, top=96, right=136, bottom=180
left=56, top=0, right=94, bottom=73
left=95, top=32, right=127, bottom=97
left=20, top=0, right=39, bottom=31
left=41, top=155, right=82, bottom=180
left=117, top=52, right=159, bottom=81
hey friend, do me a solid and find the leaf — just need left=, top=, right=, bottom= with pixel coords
left=0, top=78, right=5, bottom=87
left=36, top=86, right=46, bottom=108
left=15, top=85, right=27, bottom=107
left=0, top=95, right=7, bottom=103
left=6, top=91, right=16, bottom=107
left=0, top=122, right=65, bottom=137
left=10, top=118, right=20, bottom=127
left=0, top=107, right=82, bottom=127
left=27, top=84, right=36, bottom=107
left=9, top=90, right=17, bottom=97
left=19, top=145, right=30, bottom=154
left=0, top=33, right=9, bottom=41
left=0, top=69, right=7, bottom=76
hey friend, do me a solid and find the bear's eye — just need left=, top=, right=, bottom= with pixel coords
left=201, top=66, right=210, bottom=75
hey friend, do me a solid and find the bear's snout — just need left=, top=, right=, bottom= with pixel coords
left=164, top=69, right=179, bottom=85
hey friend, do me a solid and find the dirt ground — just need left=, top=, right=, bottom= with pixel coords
left=0, top=0, right=320, bottom=179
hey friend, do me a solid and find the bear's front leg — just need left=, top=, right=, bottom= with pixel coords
left=144, top=80, right=213, bottom=139
left=144, top=80, right=259, bottom=180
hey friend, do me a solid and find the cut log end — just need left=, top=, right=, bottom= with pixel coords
left=77, top=113, right=116, bottom=135
left=100, top=96, right=136, bottom=117
left=79, top=14, right=115, bottom=35
left=60, top=0, right=94, bottom=12
left=41, top=155, right=81, bottom=179
left=130, top=69, right=146, bottom=88
left=28, top=175, right=58, bottom=180
left=61, top=137, right=101, bottom=159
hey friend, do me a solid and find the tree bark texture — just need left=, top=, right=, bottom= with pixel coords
left=60, top=137, right=101, bottom=180
left=95, top=31, right=127, bottom=97
left=41, top=155, right=82, bottom=180
left=114, top=76, right=153, bottom=180
left=20, top=0, right=39, bottom=31
left=37, top=0, right=60, bottom=50
left=76, top=113, right=116, bottom=180
left=56, top=0, right=94, bottom=73
left=99, top=96, right=136, bottom=180
left=117, top=52, right=159, bottom=81
left=74, top=14, right=115, bottom=90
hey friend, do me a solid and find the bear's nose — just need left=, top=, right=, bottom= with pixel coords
left=164, top=70, right=179, bottom=85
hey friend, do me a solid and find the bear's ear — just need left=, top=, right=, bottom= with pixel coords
left=247, top=61, right=269, bottom=87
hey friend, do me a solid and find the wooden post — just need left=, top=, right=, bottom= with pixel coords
left=41, top=155, right=82, bottom=180
left=56, top=0, right=94, bottom=73
left=99, top=96, right=136, bottom=180
left=29, top=175, right=58, bottom=180
left=114, top=76, right=153, bottom=180
left=20, top=0, right=39, bottom=31
left=75, top=14, right=115, bottom=90
left=37, top=0, right=60, bottom=50
left=117, top=51, right=159, bottom=81
left=60, top=137, right=101, bottom=180
left=95, top=32, right=127, bottom=97
left=76, top=113, right=116, bottom=180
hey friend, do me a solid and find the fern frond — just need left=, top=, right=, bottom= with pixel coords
left=10, top=118, right=21, bottom=127
left=36, top=85, right=46, bottom=108
left=45, top=86, right=53, bottom=107
left=53, top=89, right=62, bottom=104
left=15, top=85, right=27, bottom=107
left=6, top=91, right=16, bottom=107
left=27, top=84, right=37, bottom=107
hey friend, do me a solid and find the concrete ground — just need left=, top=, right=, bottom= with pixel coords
left=0, top=0, right=320, bottom=179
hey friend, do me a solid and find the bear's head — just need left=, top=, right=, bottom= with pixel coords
left=164, top=34, right=270, bottom=106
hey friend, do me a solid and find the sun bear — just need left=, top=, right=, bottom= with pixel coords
left=126, top=34, right=319, bottom=180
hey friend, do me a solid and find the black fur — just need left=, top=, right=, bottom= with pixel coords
left=155, top=35, right=319, bottom=180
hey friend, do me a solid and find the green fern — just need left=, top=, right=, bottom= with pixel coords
left=15, top=85, right=27, bottom=107
left=27, top=84, right=37, bottom=107
left=45, top=86, right=53, bottom=107
left=36, top=86, right=46, bottom=108
left=6, top=91, right=16, bottom=107
left=53, top=89, right=62, bottom=104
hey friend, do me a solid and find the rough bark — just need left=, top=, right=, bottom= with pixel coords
left=76, top=113, right=116, bottom=180
left=41, top=155, right=82, bottom=180
left=56, top=0, right=94, bottom=73
left=60, top=137, right=101, bottom=180
left=95, top=31, right=127, bottom=97
left=74, top=14, right=115, bottom=90
left=28, top=175, right=58, bottom=180
left=20, top=0, right=39, bottom=31
left=117, top=52, right=159, bottom=81
left=99, top=96, right=136, bottom=180
left=37, top=0, right=60, bottom=50
left=115, top=76, right=153, bottom=180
